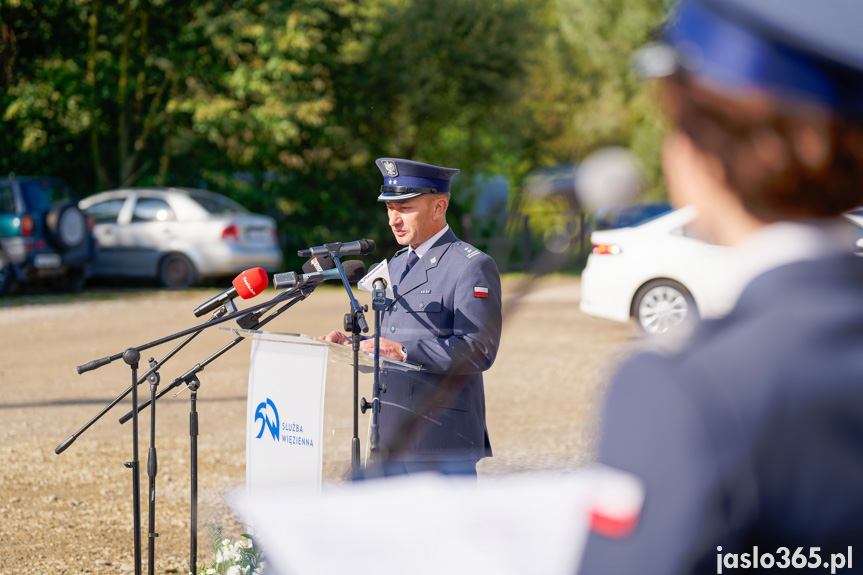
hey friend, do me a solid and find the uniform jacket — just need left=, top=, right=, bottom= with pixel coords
left=378, top=228, right=502, bottom=462
left=580, top=253, right=863, bottom=574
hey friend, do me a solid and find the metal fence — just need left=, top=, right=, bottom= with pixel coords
left=458, top=210, right=589, bottom=274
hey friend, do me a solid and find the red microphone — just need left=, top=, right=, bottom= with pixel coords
left=193, top=267, right=269, bottom=317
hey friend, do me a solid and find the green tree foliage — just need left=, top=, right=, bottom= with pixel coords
left=1, top=0, right=344, bottom=197
left=0, top=0, right=671, bottom=272
left=525, top=0, right=672, bottom=200
left=334, top=0, right=538, bottom=169
left=301, top=0, right=543, bottom=259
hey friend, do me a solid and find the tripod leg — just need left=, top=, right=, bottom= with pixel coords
left=123, top=348, right=143, bottom=575
left=189, top=379, right=200, bottom=574
left=147, top=365, right=160, bottom=575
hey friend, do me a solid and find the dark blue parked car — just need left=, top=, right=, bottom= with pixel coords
left=0, top=177, right=96, bottom=294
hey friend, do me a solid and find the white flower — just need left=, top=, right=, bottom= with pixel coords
left=206, top=569, right=216, bottom=575
left=226, top=566, right=242, bottom=575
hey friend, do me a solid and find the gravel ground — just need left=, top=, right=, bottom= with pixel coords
left=0, top=276, right=639, bottom=574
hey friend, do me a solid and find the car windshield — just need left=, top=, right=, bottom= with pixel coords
left=188, top=192, right=248, bottom=215
left=21, top=180, right=76, bottom=212
left=616, top=204, right=672, bottom=228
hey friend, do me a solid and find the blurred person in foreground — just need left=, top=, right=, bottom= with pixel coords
left=579, top=0, right=863, bottom=573
left=323, top=158, right=502, bottom=477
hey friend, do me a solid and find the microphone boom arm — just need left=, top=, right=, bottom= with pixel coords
left=117, top=283, right=318, bottom=425
left=75, top=284, right=309, bottom=375
left=55, top=305, right=234, bottom=455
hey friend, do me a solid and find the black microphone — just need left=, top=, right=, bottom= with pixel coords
left=297, top=239, right=376, bottom=258
left=273, top=260, right=366, bottom=290
left=302, top=254, right=335, bottom=273
left=371, top=277, right=388, bottom=311
left=193, top=267, right=269, bottom=317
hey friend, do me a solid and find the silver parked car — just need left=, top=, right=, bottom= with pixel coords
left=79, top=187, right=282, bottom=287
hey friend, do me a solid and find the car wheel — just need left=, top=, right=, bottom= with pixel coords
left=159, top=253, right=197, bottom=288
left=0, top=251, right=17, bottom=295
left=633, top=279, right=698, bottom=335
left=46, top=202, right=88, bottom=251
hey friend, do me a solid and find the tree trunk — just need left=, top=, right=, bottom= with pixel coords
left=118, top=0, right=134, bottom=186
left=86, top=0, right=112, bottom=190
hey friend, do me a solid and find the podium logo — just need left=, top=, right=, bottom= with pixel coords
left=254, top=398, right=280, bottom=441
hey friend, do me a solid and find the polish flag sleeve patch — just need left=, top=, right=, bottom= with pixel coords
left=474, top=286, right=489, bottom=298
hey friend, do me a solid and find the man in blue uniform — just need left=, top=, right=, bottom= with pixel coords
left=579, top=0, right=863, bottom=573
left=324, top=158, right=503, bottom=476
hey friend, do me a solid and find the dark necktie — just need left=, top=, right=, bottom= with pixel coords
left=401, top=250, right=419, bottom=282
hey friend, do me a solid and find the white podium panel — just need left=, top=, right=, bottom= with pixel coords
left=245, top=332, right=329, bottom=490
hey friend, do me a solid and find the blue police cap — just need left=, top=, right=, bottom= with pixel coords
left=634, top=0, right=863, bottom=116
left=375, top=158, right=460, bottom=202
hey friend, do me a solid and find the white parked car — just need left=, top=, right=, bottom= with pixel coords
left=581, top=206, right=863, bottom=335
left=79, top=187, right=282, bottom=287
left=841, top=207, right=863, bottom=251
left=580, top=206, right=740, bottom=335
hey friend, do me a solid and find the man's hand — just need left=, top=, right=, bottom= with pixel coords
left=321, top=331, right=350, bottom=345
left=359, top=337, right=405, bottom=361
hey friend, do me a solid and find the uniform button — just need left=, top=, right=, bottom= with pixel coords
left=382, top=369, right=389, bottom=376
left=419, top=302, right=424, bottom=309
left=390, top=326, right=396, bottom=333
left=392, top=305, right=398, bottom=311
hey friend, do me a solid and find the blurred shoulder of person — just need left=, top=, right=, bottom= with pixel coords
left=580, top=0, right=863, bottom=573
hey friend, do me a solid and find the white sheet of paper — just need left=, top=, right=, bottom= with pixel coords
left=231, top=467, right=643, bottom=575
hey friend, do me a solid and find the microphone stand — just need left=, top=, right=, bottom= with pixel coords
left=127, top=347, right=143, bottom=575
left=328, top=250, right=369, bottom=476
left=117, top=284, right=317, bottom=574
left=145, top=356, right=160, bottom=575
left=344, top=306, right=364, bottom=475
left=56, top=287, right=305, bottom=575
left=360, top=278, right=387, bottom=462
left=54, top=304, right=234, bottom=575
left=144, top=302, right=238, bottom=575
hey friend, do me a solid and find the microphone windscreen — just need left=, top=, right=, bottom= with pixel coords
left=342, top=260, right=367, bottom=282
left=232, top=267, right=269, bottom=298
left=302, top=255, right=335, bottom=273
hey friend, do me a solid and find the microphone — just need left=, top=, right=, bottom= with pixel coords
left=302, top=254, right=335, bottom=273
left=297, top=239, right=376, bottom=258
left=193, top=267, right=269, bottom=317
left=357, top=259, right=394, bottom=299
left=273, top=260, right=366, bottom=290
left=234, top=256, right=343, bottom=330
